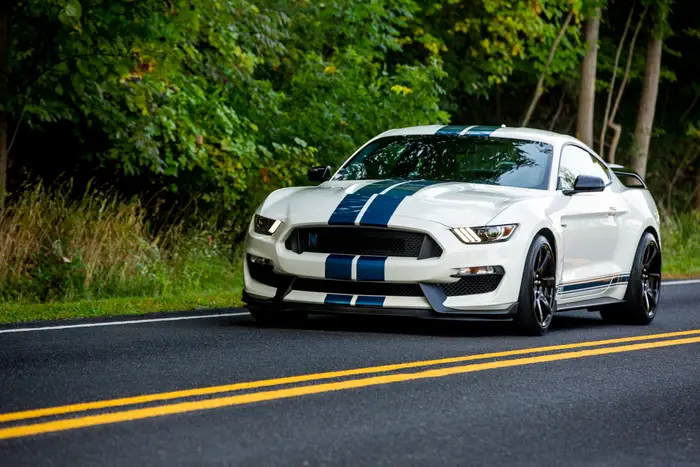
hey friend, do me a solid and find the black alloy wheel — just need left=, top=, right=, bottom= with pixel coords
left=640, top=240, right=662, bottom=318
left=599, top=232, right=661, bottom=325
left=532, top=243, right=557, bottom=329
left=514, top=235, right=557, bottom=335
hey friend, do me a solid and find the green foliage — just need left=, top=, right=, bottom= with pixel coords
left=280, top=49, right=448, bottom=166
left=414, top=0, right=585, bottom=101
left=661, top=212, right=700, bottom=278
left=0, top=182, right=241, bottom=303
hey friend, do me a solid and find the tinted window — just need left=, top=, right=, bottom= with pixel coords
left=334, top=136, right=553, bottom=190
left=558, top=145, right=610, bottom=190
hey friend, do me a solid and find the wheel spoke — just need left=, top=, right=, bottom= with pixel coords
left=643, top=287, right=650, bottom=312
left=537, top=248, right=552, bottom=274
left=541, top=276, right=556, bottom=287
left=535, top=297, right=544, bottom=324
left=644, top=243, right=658, bottom=268
left=648, top=291, right=657, bottom=308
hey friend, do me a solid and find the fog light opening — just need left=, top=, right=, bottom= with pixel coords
left=248, top=254, right=272, bottom=266
left=453, top=265, right=504, bottom=276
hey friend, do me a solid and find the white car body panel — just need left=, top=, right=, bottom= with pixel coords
left=243, top=125, right=661, bottom=318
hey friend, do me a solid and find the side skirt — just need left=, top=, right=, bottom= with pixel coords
left=555, top=296, right=625, bottom=312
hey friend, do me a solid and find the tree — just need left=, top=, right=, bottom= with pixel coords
left=630, top=2, right=670, bottom=178
left=521, top=9, right=576, bottom=127
left=606, top=6, right=647, bottom=163
left=576, top=6, right=600, bottom=147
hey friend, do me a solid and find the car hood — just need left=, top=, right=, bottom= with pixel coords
left=261, top=180, right=548, bottom=228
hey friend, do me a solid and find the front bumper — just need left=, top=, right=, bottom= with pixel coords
left=243, top=290, right=519, bottom=321
left=244, top=215, right=527, bottom=316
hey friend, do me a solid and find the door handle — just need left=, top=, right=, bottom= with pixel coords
left=608, top=206, right=617, bottom=217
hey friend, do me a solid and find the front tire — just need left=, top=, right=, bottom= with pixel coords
left=248, top=308, right=308, bottom=328
left=599, top=232, right=661, bottom=325
left=513, top=235, right=557, bottom=336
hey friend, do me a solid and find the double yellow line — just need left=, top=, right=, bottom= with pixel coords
left=2, top=329, right=700, bottom=440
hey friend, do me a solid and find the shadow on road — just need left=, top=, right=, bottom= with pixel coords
left=229, top=310, right=607, bottom=338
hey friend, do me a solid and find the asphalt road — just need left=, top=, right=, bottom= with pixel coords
left=1, top=281, right=699, bottom=466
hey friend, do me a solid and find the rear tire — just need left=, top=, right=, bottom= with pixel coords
left=599, top=232, right=661, bottom=325
left=248, top=308, right=308, bottom=328
left=513, top=235, right=557, bottom=336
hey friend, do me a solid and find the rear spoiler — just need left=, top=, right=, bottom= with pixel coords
left=607, top=163, right=646, bottom=189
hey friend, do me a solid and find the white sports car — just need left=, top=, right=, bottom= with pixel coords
left=242, top=125, right=662, bottom=335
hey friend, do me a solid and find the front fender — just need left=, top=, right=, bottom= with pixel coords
left=488, top=199, right=564, bottom=285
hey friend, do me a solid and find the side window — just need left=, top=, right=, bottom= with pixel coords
left=558, top=145, right=610, bottom=190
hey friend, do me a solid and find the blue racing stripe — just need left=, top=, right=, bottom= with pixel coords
left=356, top=256, right=387, bottom=281
left=560, top=274, right=630, bottom=293
left=464, top=125, right=500, bottom=137
left=324, top=294, right=353, bottom=305
left=325, top=254, right=354, bottom=280
left=357, top=196, right=404, bottom=227
left=355, top=296, right=386, bottom=307
left=358, top=180, right=440, bottom=227
left=436, top=125, right=469, bottom=135
left=562, top=279, right=611, bottom=293
left=328, top=180, right=398, bottom=225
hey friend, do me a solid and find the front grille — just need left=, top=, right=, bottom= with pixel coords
left=293, top=278, right=423, bottom=297
left=438, top=275, right=503, bottom=296
left=285, top=227, right=442, bottom=259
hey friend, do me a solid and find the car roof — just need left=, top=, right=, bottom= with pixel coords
left=378, top=125, right=595, bottom=155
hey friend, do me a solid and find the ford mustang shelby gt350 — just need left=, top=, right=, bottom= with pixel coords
left=242, top=125, right=662, bottom=335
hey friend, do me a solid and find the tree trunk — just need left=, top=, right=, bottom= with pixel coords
left=607, top=6, right=648, bottom=163
left=630, top=7, right=666, bottom=179
left=0, top=5, right=8, bottom=208
left=521, top=10, right=575, bottom=127
left=576, top=7, right=600, bottom=147
left=599, top=5, right=634, bottom=157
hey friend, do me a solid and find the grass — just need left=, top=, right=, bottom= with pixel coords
left=0, top=182, right=698, bottom=325
left=0, top=288, right=244, bottom=325
left=661, top=211, right=700, bottom=279
left=0, top=182, right=244, bottom=324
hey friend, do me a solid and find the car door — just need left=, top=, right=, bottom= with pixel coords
left=556, top=144, right=620, bottom=292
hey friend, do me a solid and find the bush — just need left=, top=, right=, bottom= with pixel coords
left=661, top=211, right=700, bottom=278
left=0, top=182, right=240, bottom=303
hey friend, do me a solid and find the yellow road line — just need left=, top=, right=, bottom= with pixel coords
left=2, top=328, right=700, bottom=424
left=2, top=335, right=700, bottom=440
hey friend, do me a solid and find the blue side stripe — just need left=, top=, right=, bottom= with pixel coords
left=436, top=125, right=468, bottom=135
left=464, top=125, right=499, bottom=137
left=355, top=296, right=386, bottom=307
left=324, top=294, right=353, bottom=305
left=325, top=254, right=353, bottom=280
left=356, top=256, right=387, bottom=281
left=328, top=180, right=399, bottom=225
left=358, top=180, right=440, bottom=227
left=562, top=279, right=611, bottom=292
left=560, top=274, right=630, bottom=293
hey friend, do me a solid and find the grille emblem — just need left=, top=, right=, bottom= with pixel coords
left=308, top=233, right=318, bottom=248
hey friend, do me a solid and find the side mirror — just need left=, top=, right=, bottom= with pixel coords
left=564, top=175, right=606, bottom=195
left=308, top=166, right=332, bottom=182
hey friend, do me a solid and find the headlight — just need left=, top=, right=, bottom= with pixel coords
left=451, top=224, right=518, bottom=244
left=253, top=214, right=282, bottom=235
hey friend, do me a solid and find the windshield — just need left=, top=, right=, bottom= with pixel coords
left=334, top=135, right=553, bottom=190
